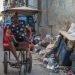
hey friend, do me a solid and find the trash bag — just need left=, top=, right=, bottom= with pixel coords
left=33, top=35, right=41, bottom=45
left=40, top=42, right=50, bottom=48
left=33, top=39, right=40, bottom=45
left=46, top=54, right=59, bottom=70
left=68, top=23, right=75, bottom=34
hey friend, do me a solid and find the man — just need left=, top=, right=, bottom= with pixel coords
left=6, top=13, right=30, bottom=63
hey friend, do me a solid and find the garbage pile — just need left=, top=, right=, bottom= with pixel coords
left=33, top=22, right=75, bottom=74
left=34, top=34, right=62, bottom=72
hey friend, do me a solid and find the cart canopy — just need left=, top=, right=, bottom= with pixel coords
left=2, top=6, right=39, bottom=15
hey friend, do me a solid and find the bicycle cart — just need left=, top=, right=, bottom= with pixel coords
left=3, top=6, right=39, bottom=75
left=3, top=41, right=32, bottom=75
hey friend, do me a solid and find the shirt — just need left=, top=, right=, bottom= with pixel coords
left=9, top=20, right=26, bottom=41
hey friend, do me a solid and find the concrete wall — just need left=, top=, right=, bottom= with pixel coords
left=39, top=0, right=50, bottom=36
left=40, top=0, right=75, bottom=36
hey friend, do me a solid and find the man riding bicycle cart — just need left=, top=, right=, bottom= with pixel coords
left=3, top=6, right=39, bottom=75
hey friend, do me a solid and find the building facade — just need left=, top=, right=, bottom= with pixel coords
left=3, top=0, right=38, bottom=10
left=40, top=0, right=75, bottom=36
left=3, top=0, right=26, bottom=10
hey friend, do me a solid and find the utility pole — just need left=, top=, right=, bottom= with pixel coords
left=46, top=0, right=48, bottom=26
left=37, top=0, right=41, bottom=34
left=37, top=0, right=42, bottom=34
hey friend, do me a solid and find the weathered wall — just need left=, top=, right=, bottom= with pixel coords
left=29, top=0, right=37, bottom=8
left=28, top=0, right=39, bottom=34
left=40, top=0, right=75, bottom=36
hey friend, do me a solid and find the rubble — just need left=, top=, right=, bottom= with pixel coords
left=33, top=23, right=75, bottom=74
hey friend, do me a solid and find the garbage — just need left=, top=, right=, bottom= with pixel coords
left=43, top=58, right=48, bottom=65
left=38, top=34, right=53, bottom=47
left=34, top=43, right=42, bottom=52
left=42, top=53, right=59, bottom=72
left=39, top=41, right=50, bottom=48
left=39, top=49, right=46, bottom=55
left=68, top=23, right=75, bottom=34
left=70, top=32, right=75, bottom=37
left=34, top=34, right=54, bottom=54
left=68, top=23, right=75, bottom=37
left=33, top=35, right=41, bottom=45
left=39, top=49, right=52, bottom=56
left=34, top=32, right=73, bottom=74
left=46, top=43, right=54, bottom=49
left=45, top=34, right=53, bottom=42
left=68, top=70, right=75, bottom=75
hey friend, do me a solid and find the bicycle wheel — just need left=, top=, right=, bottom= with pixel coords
left=4, top=52, right=8, bottom=74
left=28, top=54, right=32, bottom=73
left=19, top=65, right=27, bottom=75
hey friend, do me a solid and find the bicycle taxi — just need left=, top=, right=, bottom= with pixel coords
left=2, top=6, right=39, bottom=75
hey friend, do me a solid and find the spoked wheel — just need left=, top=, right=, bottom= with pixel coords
left=19, top=65, right=27, bottom=75
left=28, top=54, right=32, bottom=73
left=4, top=52, right=8, bottom=74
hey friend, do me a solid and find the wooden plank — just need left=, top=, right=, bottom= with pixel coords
left=59, top=31, right=75, bottom=41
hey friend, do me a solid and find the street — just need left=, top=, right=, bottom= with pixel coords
left=0, top=29, right=66, bottom=75
left=0, top=29, right=49, bottom=75
left=0, top=0, right=74, bottom=75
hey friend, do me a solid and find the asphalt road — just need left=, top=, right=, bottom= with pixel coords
left=0, top=28, right=67, bottom=75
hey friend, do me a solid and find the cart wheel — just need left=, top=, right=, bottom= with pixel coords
left=28, top=54, right=32, bottom=73
left=4, top=52, right=8, bottom=74
left=20, top=65, right=27, bottom=75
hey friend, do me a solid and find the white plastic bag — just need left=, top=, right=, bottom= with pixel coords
left=68, top=23, right=75, bottom=33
